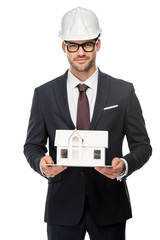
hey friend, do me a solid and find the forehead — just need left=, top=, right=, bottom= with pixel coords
left=65, top=39, right=96, bottom=44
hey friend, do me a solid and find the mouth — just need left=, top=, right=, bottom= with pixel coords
left=74, top=57, right=89, bottom=64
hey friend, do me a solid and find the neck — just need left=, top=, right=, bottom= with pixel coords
left=70, top=65, right=97, bottom=82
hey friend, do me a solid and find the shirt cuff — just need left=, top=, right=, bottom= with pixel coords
left=116, top=158, right=128, bottom=181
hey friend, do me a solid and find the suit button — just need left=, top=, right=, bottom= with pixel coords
left=81, top=171, right=85, bottom=176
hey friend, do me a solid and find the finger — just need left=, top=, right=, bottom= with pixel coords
left=95, top=166, right=122, bottom=178
left=95, top=166, right=114, bottom=174
left=53, top=166, right=67, bottom=171
left=45, top=166, right=67, bottom=177
left=54, top=166, right=67, bottom=175
left=94, top=167, right=112, bottom=175
left=94, top=167, right=117, bottom=179
left=94, top=167, right=104, bottom=173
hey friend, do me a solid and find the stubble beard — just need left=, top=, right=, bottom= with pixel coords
left=68, top=55, right=96, bottom=73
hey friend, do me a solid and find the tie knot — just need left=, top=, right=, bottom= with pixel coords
left=77, top=84, right=89, bottom=93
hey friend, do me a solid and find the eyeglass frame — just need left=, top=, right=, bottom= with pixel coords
left=64, top=37, right=99, bottom=53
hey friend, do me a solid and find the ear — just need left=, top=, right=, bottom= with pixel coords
left=62, top=41, right=66, bottom=53
left=96, top=39, right=101, bottom=52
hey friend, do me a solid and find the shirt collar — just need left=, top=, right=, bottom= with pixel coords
left=67, top=68, right=98, bottom=90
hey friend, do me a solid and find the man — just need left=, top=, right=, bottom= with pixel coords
left=24, top=7, right=152, bottom=240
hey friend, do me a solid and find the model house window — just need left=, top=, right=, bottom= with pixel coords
left=94, top=150, right=101, bottom=159
left=72, top=136, right=79, bottom=146
left=61, top=149, right=68, bottom=158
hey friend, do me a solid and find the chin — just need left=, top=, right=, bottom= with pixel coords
left=72, top=62, right=94, bottom=73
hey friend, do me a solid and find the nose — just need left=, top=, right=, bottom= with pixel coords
left=77, top=45, right=86, bottom=56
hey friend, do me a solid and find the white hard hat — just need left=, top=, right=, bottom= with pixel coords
left=59, top=7, right=102, bottom=41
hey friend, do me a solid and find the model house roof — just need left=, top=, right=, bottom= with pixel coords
left=55, top=129, right=108, bottom=148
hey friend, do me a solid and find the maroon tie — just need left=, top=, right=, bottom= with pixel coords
left=76, top=84, right=90, bottom=130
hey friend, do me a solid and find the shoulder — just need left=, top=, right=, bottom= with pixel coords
left=99, top=70, right=133, bottom=90
left=99, top=71, right=133, bottom=86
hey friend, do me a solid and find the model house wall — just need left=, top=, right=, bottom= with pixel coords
left=55, top=129, right=108, bottom=167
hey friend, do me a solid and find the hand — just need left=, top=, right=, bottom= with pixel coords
left=94, top=157, right=125, bottom=180
left=40, top=155, right=67, bottom=178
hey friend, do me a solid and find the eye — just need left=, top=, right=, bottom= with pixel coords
left=84, top=42, right=94, bottom=47
left=69, top=44, right=78, bottom=48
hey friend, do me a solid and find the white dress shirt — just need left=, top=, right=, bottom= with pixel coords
left=67, top=68, right=98, bottom=126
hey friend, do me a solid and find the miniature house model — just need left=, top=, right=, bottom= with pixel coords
left=55, top=129, right=108, bottom=167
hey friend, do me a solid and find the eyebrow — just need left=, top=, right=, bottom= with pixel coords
left=65, top=40, right=96, bottom=44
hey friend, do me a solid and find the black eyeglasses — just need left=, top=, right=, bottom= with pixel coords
left=64, top=38, right=98, bottom=53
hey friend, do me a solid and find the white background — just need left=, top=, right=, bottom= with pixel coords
left=0, top=0, right=159, bottom=239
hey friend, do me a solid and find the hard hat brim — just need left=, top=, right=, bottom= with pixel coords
left=59, top=32, right=102, bottom=41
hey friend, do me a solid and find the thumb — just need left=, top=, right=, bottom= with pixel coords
left=42, top=155, right=53, bottom=164
left=112, top=157, right=121, bottom=167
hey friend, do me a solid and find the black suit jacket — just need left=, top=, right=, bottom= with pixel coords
left=24, top=70, right=152, bottom=226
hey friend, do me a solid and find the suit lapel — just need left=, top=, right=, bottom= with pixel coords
left=52, top=70, right=111, bottom=130
left=52, top=71, right=75, bottom=129
left=90, top=70, right=111, bottom=130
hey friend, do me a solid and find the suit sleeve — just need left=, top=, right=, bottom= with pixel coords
left=123, top=84, right=152, bottom=177
left=24, top=89, right=48, bottom=176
